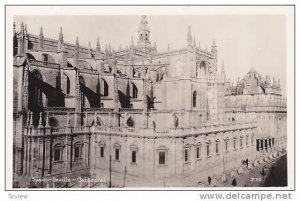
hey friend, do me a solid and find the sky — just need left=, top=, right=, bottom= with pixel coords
left=14, top=15, right=287, bottom=95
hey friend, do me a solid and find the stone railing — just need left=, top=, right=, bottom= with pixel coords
left=28, top=59, right=60, bottom=69
left=25, top=121, right=257, bottom=139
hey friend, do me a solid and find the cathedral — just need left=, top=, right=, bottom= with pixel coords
left=12, top=16, right=287, bottom=187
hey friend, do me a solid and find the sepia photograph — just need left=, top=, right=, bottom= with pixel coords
left=6, top=5, right=294, bottom=190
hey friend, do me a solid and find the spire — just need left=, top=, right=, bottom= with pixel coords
left=198, top=42, right=201, bottom=49
left=119, top=44, right=122, bottom=51
left=58, top=27, right=64, bottom=52
left=39, top=27, right=43, bottom=38
left=187, top=25, right=192, bottom=47
left=88, top=41, right=92, bottom=57
left=96, top=37, right=100, bottom=55
left=108, top=43, right=111, bottom=53
left=193, top=37, right=196, bottom=47
left=105, top=44, right=108, bottom=55
left=24, top=24, right=27, bottom=36
left=168, top=44, right=170, bottom=51
left=20, top=22, right=25, bottom=36
left=221, top=59, right=225, bottom=74
left=211, top=38, right=217, bottom=57
left=131, top=36, right=134, bottom=48
left=39, top=27, right=44, bottom=50
left=75, top=36, right=79, bottom=53
left=59, top=27, right=64, bottom=42
left=278, top=79, right=281, bottom=88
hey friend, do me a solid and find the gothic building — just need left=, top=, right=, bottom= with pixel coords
left=12, top=16, right=287, bottom=187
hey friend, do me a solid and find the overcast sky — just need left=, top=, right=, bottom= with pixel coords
left=14, top=15, right=286, bottom=95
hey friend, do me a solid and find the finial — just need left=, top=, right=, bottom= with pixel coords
left=131, top=36, right=134, bottom=47
left=38, top=112, right=43, bottom=128
left=29, top=112, right=33, bottom=126
left=76, top=36, right=79, bottom=46
left=39, top=27, right=43, bottom=37
left=88, top=41, right=91, bottom=49
left=96, top=37, right=100, bottom=53
left=59, top=26, right=63, bottom=41
left=45, top=113, right=50, bottom=128
left=168, top=44, right=170, bottom=51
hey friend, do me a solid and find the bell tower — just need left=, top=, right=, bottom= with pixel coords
left=137, top=15, right=151, bottom=49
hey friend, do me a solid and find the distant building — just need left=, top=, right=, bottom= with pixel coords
left=12, top=16, right=286, bottom=187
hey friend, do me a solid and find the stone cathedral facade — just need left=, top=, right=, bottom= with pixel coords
left=12, top=16, right=287, bottom=187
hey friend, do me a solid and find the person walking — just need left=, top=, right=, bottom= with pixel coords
left=208, top=176, right=212, bottom=185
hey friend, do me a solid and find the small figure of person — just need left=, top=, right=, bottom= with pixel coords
left=246, top=158, right=249, bottom=167
left=232, top=178, right=237, bottom=187
left=208, top=176, right=212, bottom=185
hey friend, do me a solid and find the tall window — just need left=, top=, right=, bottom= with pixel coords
left=216, top=141, right=219, bottom=154
left=193, top=91, right=197, bottom=107
left=233, top=138, right=236, bottom=150
left=206, top=144, right=210, bottom=156
left=159, top=152, right=166, bottom=165
left=100, top=146, right=104, bottom=158
left=132, top=151, right=136, bottom=163
left=225, top=141, right=228, bottom=152
left=115, top=148, right=120, bottom=161
left=114, top=143, right=121, bottom=161
left=54, top=144, right=62, bottom=162
left=196, top=144, right=201, bottom=159
left=74, top=142, right=81, bottom=159
left=184, top=149, right=189, bottom=162
left=240, top=137, right=243, bottom=149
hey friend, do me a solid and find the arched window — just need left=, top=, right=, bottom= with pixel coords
left=193, top=91, right=197, bottom=107
left=197, top=61, right=207, bottom=78
left=102, top=79, right=109, bottom=96
left=132, top=83, right=138, bottom=98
